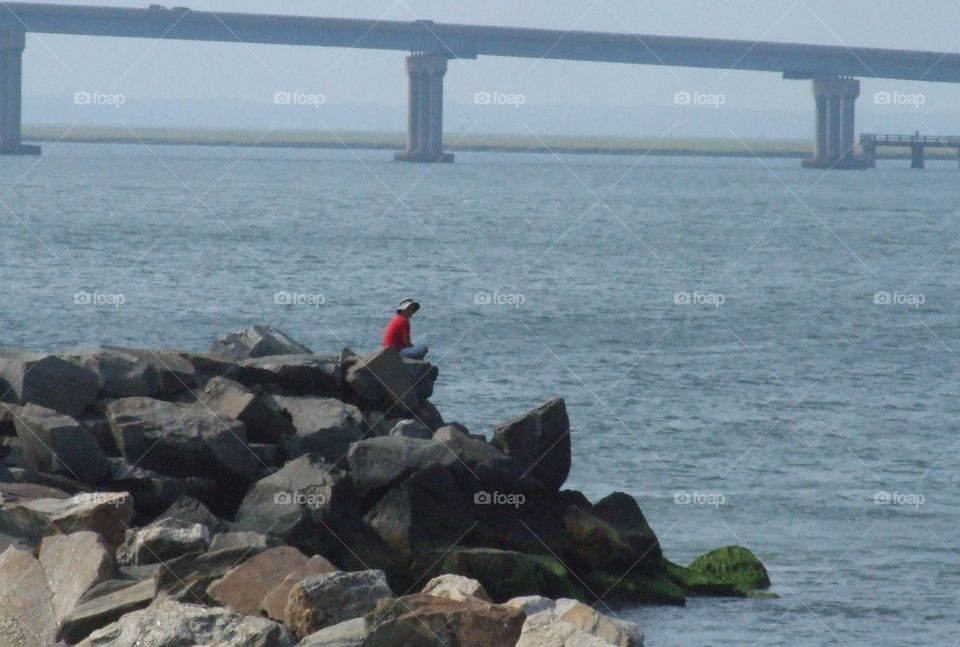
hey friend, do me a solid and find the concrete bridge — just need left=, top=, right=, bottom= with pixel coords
left=3, top=3, right=960, bottom=166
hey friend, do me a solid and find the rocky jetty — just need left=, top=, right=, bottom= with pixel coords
left=0, top=325, right=772, bottom=646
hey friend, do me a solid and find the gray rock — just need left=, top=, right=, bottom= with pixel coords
left=104, top=460, right=217, bottom=523
left=271, top=395, right=365, bottom=465
left=553, top=599, right=645, bottom=647
left=39, top=531, right=115, bottom=626
left=208, top=530, right=282, bottom=553
left=58, top=348, right=161, bottom=399
left=159, top=495, right=228, bottom=533
left=106, top=397, right=259, bottom=481
left=283, top=570, right=392, bottom=639
left=117, top=518, right=210, bottom=566
left=0, top=350, right=99, bottom=416
left=76, top=600, right=294, bottom=647
left=100, top=347, right=200, bottom=399
left=515, top=610, right=610, bottom=647
left=0, top=491, right=133, bottom=551
left=238, top=355, right=343, bottom=398
left=12, top=404, right=111, bottom=484
left=346, top=436, right=451, bottom=500
left=0, top=547, right=56, bottom=646
left=502, top=595, right=556, bottom=616
left=345, top=348, right=419, bottom=414
left=421, top=574, right=492, bottom=603
left=153, top=546, right=266, bottom=605
left=388, top=418, right=433, bottom=440
left=201, top=376, right=294, bottom=444
left=210, top=324, right=313, bottom=362
left=296, top=618, right=367, bottom=647
left=59, top=579, right=155, bottom=645
left=492, top=398, right=571, bottom=491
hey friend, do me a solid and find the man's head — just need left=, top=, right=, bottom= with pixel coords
left=396, top=298, right=420, bottom=318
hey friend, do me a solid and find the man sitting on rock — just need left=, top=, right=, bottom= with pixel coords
left=383, top=298, right=429, bottom=359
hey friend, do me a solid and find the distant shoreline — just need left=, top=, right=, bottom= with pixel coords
left=21, top=125, right=960, bottom=161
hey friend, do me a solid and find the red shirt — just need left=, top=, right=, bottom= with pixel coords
left=383, top=314, right=411, bottom=351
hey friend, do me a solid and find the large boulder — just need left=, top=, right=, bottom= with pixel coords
left=116, top=518, right=210, bottom=566
left=201, top=377, right=294, bottom=444
left=207, top=546, right=335, bottom=617
left=153, top=546, right=265, bottom=605
left=421, top=574, right=492, bottom=603
left=0, top=350, right=99, bottom=416
left=259, top=555, right=339, bottom=621
left=388, top=418, right=433, bottom=440
left=76, top=600, right=294, bottom=646
left=492, top=398, right=571, bottom=491
left=297, top=618, right=367, bottom=647
left=515, top=610, right=610, bottom=647
left=12, top=404, right=111, bottom=484
left=0, top=491, right=133, bottom=550
left=345, top=348, right=419, bottom=414
left=364, top=593, right=525, bottom=647
left=59, top=348, right=161, bottom=399
left=106, top=397, right=258, bottom=481
left=665, top=545, right=773, bottom=598
left=0, top=546, right=56, bottom=647
left=210, top=324, right=312, bottom=362
left=345, top=436, right=452, bottom=501
left=271, top=395, right=365, bottom=464
left=283, top=570, right=392, bottom=639
left=39, top=532, right=115, bottom=626
left=100, top=347, right=201, bottom=399
left=592, top=492, right=661, bottom=572
left=559, top=506, right=637, bottom=574
left=237, top=355, right=343, bottom=398
left=103, top=459, right=218, bottom=523
left=59, top=578, right=155, bottom=644
left=553, top=598, right=645, bottom=646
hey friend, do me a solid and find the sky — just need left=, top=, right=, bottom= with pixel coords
left=16, top=0, right=960, bottom=138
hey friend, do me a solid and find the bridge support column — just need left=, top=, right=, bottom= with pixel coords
left=0, top=31, right=38, bottom=156
left=911, top=143, right=925, bottom=169
left=803, top=77, right=864, bottom=169
left=394, top=53, right=453, bottom=163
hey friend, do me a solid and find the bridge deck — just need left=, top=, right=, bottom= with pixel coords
left=861, top=134, right=960, bottom=146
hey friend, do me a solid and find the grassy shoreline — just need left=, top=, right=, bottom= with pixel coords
left=22, top=125, right=960, bottom=160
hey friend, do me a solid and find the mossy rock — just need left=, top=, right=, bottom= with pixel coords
left=409, top=547, right=583, bottom=602
left=587, top=570, right=686, bottom=606
left=664, top=546, right=775, bottom=598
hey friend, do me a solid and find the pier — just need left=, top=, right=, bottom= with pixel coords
left=860, top=133, right=960, bottom=169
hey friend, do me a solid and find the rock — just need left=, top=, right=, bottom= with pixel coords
left=153, top=546, right=265, bottom=605
left=59, top=348, right=161, bottom=399
left=80, top=417, right=120, bottom=456
left=202, top=377, right=295, bottom=444
left=237, top=355, right=342, bottom=398
left=492, top=398, right=571, bottom=491
left=296, top=618, right=367, bottom=647
left=208, top=546, right=335, bottom=617
left=345, top=436, right=451, bottom=500
left=259, top=555, right=339, bottom=621
left=116, top=517, right=210, bottom=566
left=592, top=492, right=661, bottom=572
left=515, top=610, right=610, bottom=647
left=76, top=600, right=294, bottom=646
left=106, top=397, right=258, bottom=481
left=410, top=400, right=444, bottom=431
left=0, top=480, right=70, bottom=503
left=665, top=545, right=772, bottom=597
left=12, top=404, right=111, bottom=484
left=104, top=460, right=218, bottom=523
left=345, top=348, right=419, bottom=414
left=158, top=495, right=229, bottom=533
left=101, top=346, right=200, bottom=399
left=421, top=574, right=491, bottom=603
left=364, top=593, right=525, bottom=647
left=502, top=595, right=556, bottom=616
left=388, top=418, right=433, bottom=439
left=559, top=506, right=637, bottom=573
left=59, top=579, right=155, bottom=645
left=554, top=598, right=645, bottom=647
left=1, top=491, right=133, bottom=550
left=233, top=454, right=347, bottom=553
left=283, top=570, right=392, bottom=639
left=362, top=410, right=393, bottom=437
left=271, top=395, right=365, bottom=465
left=401, top=359, right=439, bottom=401
left=411, top=548, right=582, bottom=603
left=208, top=531, right=282, bottom=553
left=0, top=547, right=56, bottom=647
left=39, top=532, right=115, bottom=625
left=210, top=324, right=313, bottom=362
left=0, top=404, right=15, bottom=436
left=363, top=463, right=475, bottom=561
left=0, top=350, right=99, bottom=416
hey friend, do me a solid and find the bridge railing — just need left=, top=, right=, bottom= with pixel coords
left=860, top=133, right=960, bottom=146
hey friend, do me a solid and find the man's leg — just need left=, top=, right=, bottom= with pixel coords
left=399, top=344, right=428, bottom=360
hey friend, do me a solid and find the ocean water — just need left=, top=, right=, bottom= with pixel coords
left=2, top=143, right=959, bottom=646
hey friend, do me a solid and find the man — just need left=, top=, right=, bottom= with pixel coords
left=383, top=298, right=429, bottom=359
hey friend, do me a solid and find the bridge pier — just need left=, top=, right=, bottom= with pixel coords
left=0, top=30, right=39, bottom=156
left=394, top=53, right=453, bottom=163
left=911, top=143, right=925, bottom=169
left=803, top=77, right=864, bottom=169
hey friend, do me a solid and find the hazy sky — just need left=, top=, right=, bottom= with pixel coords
left=17, top=0, right=960, bottom=135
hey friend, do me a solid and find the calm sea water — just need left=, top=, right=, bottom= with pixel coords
left=2, top=143, right=959, bottom=646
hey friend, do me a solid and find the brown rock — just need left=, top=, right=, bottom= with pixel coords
left=0, top=547, right=56, bottom=646
left=39, top=531, right=115, bottom=625
left=259, top=555, right=339, bottom=621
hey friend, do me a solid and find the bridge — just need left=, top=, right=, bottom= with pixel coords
left=860, top=133, right=960, bottom=169
left=3, top=3, right=960, bottom=166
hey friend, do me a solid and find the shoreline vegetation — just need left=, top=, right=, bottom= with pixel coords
left=0, top=325, right=772, bottom=646
left=24, top=124, right=960, bottom=160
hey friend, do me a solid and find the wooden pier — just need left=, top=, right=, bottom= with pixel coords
left=860, top=133, right=960, bottom=169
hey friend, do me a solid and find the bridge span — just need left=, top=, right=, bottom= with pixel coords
left=2, top=2, right=960, bottom=166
